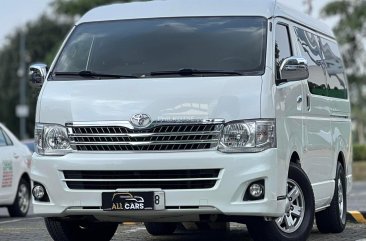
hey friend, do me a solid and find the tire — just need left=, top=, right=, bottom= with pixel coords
left=246, top=163, right=315, bottom=241
left=316, top=162, right=347, bottom=233
left=144, top=222, right=177, bottom=236
left=45, top=218, right=118, bottom=241
left=8, top=178, right=30, bottom=217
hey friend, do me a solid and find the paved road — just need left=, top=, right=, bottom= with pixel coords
left=0, top=218, right=365, bottom=241
left=348, top=181, right=366, bottom=211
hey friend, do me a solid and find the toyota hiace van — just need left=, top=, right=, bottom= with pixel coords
left=29, top=1, right=352, bottom=240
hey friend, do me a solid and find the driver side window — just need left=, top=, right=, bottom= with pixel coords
left=275, top=24, right=292, bottom=80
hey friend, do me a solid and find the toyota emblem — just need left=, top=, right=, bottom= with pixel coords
left=130, top=114, right=152, bottom=128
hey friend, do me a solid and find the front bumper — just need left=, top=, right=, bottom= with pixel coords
left=31, top=149, right=287, bottom=221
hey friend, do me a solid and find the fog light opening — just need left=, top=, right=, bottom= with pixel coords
left=32, top=185, right=45, bottom=200
left=249, top=183, right=264, bottom=198
left=32, top=182, right=50, bottom=202
left=244, top=180, right=265, bottom=201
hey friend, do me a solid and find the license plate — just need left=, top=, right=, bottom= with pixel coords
left=102, top=191, right=165, bottom=211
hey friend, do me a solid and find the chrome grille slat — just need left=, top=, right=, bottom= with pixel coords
left=70, top=140, right=219, bottom=145
left=67, top=123, right=223, bottom=152
left=68, top=131, right=221, bottom=137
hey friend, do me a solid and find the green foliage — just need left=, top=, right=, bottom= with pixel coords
left=321, top=1, right=350, bottom=17
left=322, top=1, right=366, bottom=144
left=322, top=1, right=366, bottom=73
left=0, top=16, right=71, bottom=137
left=0, top=0, right=153, bottom=137
left=353, top=144, right=366, bottom=162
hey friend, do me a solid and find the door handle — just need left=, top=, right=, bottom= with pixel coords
left=296, top=95, right=303, bottom=111
left=306, top=94, right=311, bottom=111
left=297, top=96, right=303, bottom=104
left=13, top=153, right=20, bottom=159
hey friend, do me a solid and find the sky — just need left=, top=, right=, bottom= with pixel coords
left=0, top=0, right=336, bottom=47
left=0, top=0, right=53, bottom=47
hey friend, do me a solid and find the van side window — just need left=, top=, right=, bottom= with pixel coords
left=275, top=24, right=292, bottom=79
left=319, top=38, right=348, bottom=99
left=294, top=27, right=327, bottom=96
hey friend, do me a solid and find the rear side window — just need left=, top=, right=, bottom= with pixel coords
left=3, top=130, right=13, bottom=145
left=0, top=129, right=7, bottom=146
left=319, top=38, right=348, bottom=99
left=294, top=27, right=327, bottom=96
left=275, top=24, right=292, bottom=79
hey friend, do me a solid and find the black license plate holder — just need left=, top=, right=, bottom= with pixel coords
left=102, top=191, right=165, bottom=211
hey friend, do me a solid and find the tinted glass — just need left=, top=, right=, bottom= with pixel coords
left=275, top=24, right=292, bottom=79
left=294, top=27, right=327, bottom=96
left=53, top=17, right=267, bottom=78
left=320, top=38, right=348, bottom=99
left=3, top=130, right=13, bottom=145
left=0, top=129, right=7, bottom=146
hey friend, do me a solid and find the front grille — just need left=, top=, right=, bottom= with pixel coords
left=63, top=169, right=221, bottom=190
left=67, top=123, right=223, bottom=152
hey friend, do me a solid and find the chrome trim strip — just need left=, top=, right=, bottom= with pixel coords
left=70, top=140, right=219, bottom=145
left=68, top=148, right=218, bottom=153
left=66, top=121, right=133, bottom=129
left=66, top=119, right=225, bottom=130
left=330, top=114, right=349, bottom=119
left=69, top=131, right=221, bottom=137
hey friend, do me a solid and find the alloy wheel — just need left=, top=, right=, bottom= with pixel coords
left=275, top=179, right=305, bottom=233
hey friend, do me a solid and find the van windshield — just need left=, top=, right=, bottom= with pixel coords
left=52, top=17, right=267, bottom=79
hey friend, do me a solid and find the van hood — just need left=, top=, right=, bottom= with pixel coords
left=38, top=76, right=262, bottom=125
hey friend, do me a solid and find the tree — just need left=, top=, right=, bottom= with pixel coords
left=0, top=16, right=71, bottom=137
left=303, top=0, right=313, bottom=15
left=0, top=0, right=151, bottom=137
left=322, top=1, right=366, bottom=143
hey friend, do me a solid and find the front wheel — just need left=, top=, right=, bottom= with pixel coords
left=247, top=163, right=315, bottom=241
left=45, top=218, right=118, bottom=241
left=7, top=178, right=30, bottom=217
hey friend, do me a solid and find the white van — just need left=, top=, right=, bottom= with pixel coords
left=29, top=0, right=352, bottom=240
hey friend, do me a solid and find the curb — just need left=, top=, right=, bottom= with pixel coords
left=347, top=211, right=366, bottom=224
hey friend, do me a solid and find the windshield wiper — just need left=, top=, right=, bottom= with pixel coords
left=54, top=70, right=139, bottom=79
left=150, top=69, right=243, bottom=77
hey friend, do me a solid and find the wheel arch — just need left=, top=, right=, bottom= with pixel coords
left=337, top=151, right=346, bottom=172
left=10, top=172, right=31, bottom=204
left=20, top=172, right=31, bottom=185
left=290, top=151, right=301, bottom=167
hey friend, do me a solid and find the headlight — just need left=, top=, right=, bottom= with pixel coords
left=34, top=123, right=72, bottom=156
left=218, top=119, right=276, bottom=153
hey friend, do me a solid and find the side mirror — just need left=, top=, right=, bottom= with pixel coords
left=279, top=57, right=309, bottom=82
left=29, top=63, right=48, bottom=88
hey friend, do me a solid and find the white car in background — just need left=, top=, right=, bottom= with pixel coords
left=0, top=123, right=31, bottom=217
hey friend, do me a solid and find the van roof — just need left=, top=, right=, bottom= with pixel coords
left=77, top=0, right=334, bottom=38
